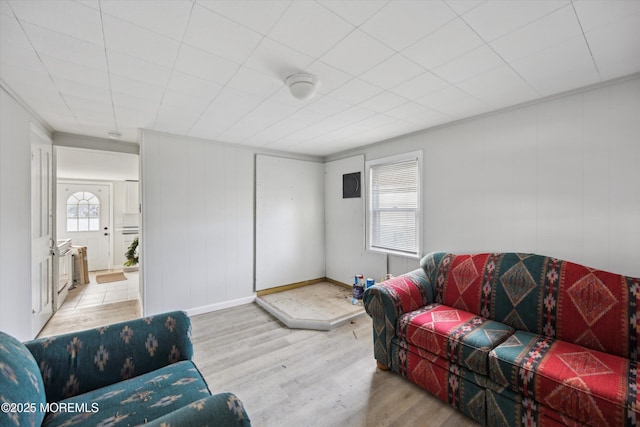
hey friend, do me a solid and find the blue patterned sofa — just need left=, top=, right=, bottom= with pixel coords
left=0, top=311, right=250, bottom=426
left=364, top=252, right=640, bottom=427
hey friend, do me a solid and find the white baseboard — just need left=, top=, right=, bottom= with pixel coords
left=186, top=295, right=256, bottom=317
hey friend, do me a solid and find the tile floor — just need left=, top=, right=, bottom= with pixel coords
left=58, top=269, right=139, bottom=311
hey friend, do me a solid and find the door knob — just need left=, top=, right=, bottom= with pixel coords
left=104, top=233, right=109, bottom=236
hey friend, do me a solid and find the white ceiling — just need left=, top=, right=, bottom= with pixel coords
left=56, top=146, right=138, bottom=181
left=1, top=1, right=639, bottom=157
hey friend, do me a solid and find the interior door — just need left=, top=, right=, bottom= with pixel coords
left=57, top=183, right=111, bottom=271
left=31, top=125, right=53, bottom=336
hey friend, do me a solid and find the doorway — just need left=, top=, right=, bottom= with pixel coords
left=57, top=182, right=111, bottom=271
left=47, top=146, right=141, bottom=333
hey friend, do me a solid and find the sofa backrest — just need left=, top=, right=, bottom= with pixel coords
left=421, top=252, right=640, bottom=360
left=0, top=331, right=47, bottom=426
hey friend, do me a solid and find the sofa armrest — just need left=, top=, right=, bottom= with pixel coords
left=363, top=269, right=432, bottom=368
left=25, top=311, right=192, bottom=403
left=143, top=393, right=251, bottom=426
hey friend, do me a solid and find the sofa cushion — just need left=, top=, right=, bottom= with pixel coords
left=42, top=360, right=211, bottom=427
left=422, top=252, right=640, bottom=361
left=489, top=330, right=640, bottom=427
left=398, top=303, right=514, bottom=375
left=0, top=331, right=47, bottom=427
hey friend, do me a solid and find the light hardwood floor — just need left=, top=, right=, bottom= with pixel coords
left=191, top=303, right=479, bottom=427
left=36, top=300, right=478, bottom=426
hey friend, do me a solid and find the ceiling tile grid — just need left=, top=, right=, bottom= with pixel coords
left=0, top=0, right=638, bottom=156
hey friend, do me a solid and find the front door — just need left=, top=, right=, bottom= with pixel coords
left=57, top=183, right=111, bottom=271
left=31, top=125, right=53, bottom=336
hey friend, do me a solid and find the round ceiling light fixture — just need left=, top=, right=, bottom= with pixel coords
left=285, top=72, right=318, bottom=100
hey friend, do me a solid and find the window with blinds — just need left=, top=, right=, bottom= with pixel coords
left=367, top=152, right=421, bottom=257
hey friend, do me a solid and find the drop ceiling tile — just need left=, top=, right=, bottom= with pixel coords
left=63, top=92, right=112, bottom=111
left=189, top=89, right=263, bottom=138
left=328, top=78, right=383, bottom=105
left=573, top=0, right=640, bottom=32
left=511, top=35, right=600, bottom=96
left=403, top=18, right=484, bottom=70
left=317, top=0, right=387, bottom=27
left=247, top=109, right=327, bottom=145
left=197, top=0, right=290, bottom=35
left=462, top=0, right=569, bottom=42
left=220, top=99, right=299, bottom=141
left=0, top=62, right=65, bottom=106
left=102, top=15, right=180, bottom=68
left=457, top=64, right=539, bottom=108
left=74, top=110, right=117, bottom=127
left=154, top=104, right=198, bottom=135
left=433, top=45, right=505, bottom=84
left=360, top=54, right=425, bottom=90
left=208, top=86, right=264, bottom=114
left=391, top=71, right=450, bottom=100
left=113, top=106, right=156, bottom=128
left=184, top=4, right=262, bottom=64
left=416, top=85, right=472, bottom=112
left=243, top=38, right=314, bottom=81
left=226, top=66, right=282, bottom=98
left=173, top=44, right=239, bottom=85
left=100, top=0, right=192, bottom=41
left=490, top=4, right=582, bottom=63
left=384, top=101, right=448, bottom=124
left=359, top=91, right=408, bottom=113
left=303, top=95, right=352, bottom=116
left=0, top=14, right=43, bottom=72
left=361, top=0, right=456, bottom=51
left=109, top=73, right=165, bottom=102
left=160, top=89, right=212, bottom=113
left=40, top=54, right=109, bottom=90
left=8, top=0, right=103, bottom=46
left=111, top=91, right=160, bottom=114
left=20, top=21, right=107, bottom=70
left=1, top=0, right=12, bottom=16
left=586, top=12, right=640, bottom=81
left=267, top=0, right=354, bottom=58
left=73, top=1, right=99, bottom=10
left=107, top=49, right=171, bottom=88
left=304, top=61, right=352, bottom=95
left=329, top=106, right=377, bottom=128
left=54, top=76, right=112, bottom=105
left=165, top=71, right=223, bottom=101
left=320, top=29, right=394, bottom=76
left=445, top=0, right=484, bottom=16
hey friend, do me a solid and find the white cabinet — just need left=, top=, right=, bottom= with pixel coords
left=125, top=181, right=139, bottom=214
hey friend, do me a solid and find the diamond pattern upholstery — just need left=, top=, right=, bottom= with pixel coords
left=365, top=252, right=640, bottom=426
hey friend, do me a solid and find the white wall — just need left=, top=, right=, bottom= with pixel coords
left=324, top=155, right=387, bottom=284
left=0, top=87, right=51, bottom=340
left=326, top=76, right=640, bottom=278
left=140, top=131, right=255, bottom=315
left=255, top=155, right=325, bottom=290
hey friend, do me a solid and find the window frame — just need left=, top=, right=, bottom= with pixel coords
left=66, top=191, right=101, bottom=232
left=365, top=150, right=422, bottom=259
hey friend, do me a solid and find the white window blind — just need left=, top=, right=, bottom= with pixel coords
left=369, top=155, right=420, bottom=256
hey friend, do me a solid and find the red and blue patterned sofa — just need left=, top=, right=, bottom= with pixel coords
left=0, top=311, right=250, bottom=426
left=364, top=252, right=640, bottom=426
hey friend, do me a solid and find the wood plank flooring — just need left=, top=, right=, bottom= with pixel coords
left=37, top=300, right=141, bottom=338
left=34, top=300, right=478, bottom=426
left=191, top=303, right=479, bottom=427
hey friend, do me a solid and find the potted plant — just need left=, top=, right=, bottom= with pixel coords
left=124, top=237, right=139, bottom=271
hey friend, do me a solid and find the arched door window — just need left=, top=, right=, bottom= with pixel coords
left=66, top=191, right=100, bottom=231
